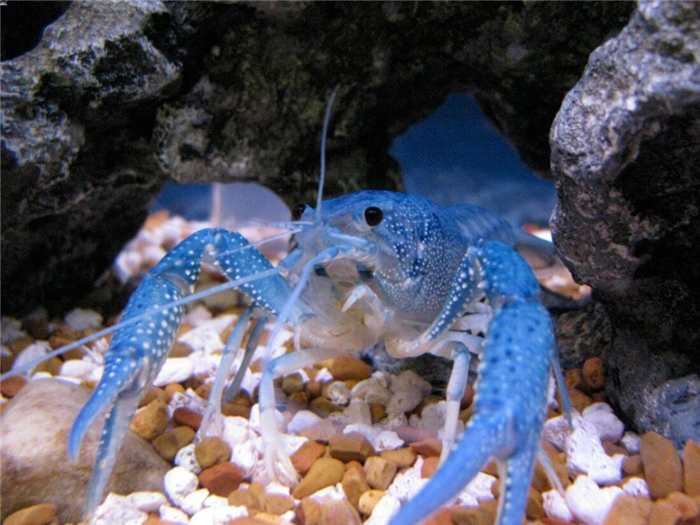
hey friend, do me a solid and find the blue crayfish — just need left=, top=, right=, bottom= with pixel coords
left=4, top=87, right=571, bottom=524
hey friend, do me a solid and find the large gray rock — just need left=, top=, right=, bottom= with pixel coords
left=550, top=1, right=700, bottom=446
left=0, top=379, right=170, bottom=523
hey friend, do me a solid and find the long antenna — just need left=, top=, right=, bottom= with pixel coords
left=316, top=84, right=340, bottom=221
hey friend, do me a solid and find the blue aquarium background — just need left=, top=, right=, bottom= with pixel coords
left=153, top=94, right=556, bottom=228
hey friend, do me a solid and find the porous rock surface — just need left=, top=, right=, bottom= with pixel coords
left=1, top=1, right=634, bottom=316
left=550, top=0, right=700, bottom=446
left=0, top=379, right=170, bottom=523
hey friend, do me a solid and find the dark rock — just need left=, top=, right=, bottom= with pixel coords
left=0, top=379, right=170, bottom=523
left=554, top=300, right=613, bottom=370
left=550, top=1, right=700, bottom=446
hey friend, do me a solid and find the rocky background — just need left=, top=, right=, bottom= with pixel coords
left=2, top=1, right=698, bottom=446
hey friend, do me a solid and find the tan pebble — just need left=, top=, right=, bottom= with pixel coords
left=602, top=494, right=652, bottom=525
left=228, top=518, right=274, bottom=525
left=568, top=388, right=594, bottom=412
left=10, top=336, right=34, bottom=354
left=198, top=462, right=244, bottom=496
left=344, top=379, right=360, bottom=390
left=228, top=487, right=256, bottom=509
left=394, top=426, right=437, bottom=443
left=641, top=431, right=684, bottom=499
left=380, top=447, right=417, bottom=468
left=531, top=461, right=551, bottom=493
left=164, top=383, right=185, bottom=400
left=342, top=467, right=371, bottom=508
left=305, top=380, right=323, bottom=399
left=0, top=376, right=28, bottom=398
left=282, top=373, right=305, bottom=395
left=422, top=456, right=440, bottom=478
left=452, top=505, right=494, bottom=525
left=309, top=396, right=342, bottom=416
left=623, top=454, right=645, bottom=477
left=230, top=390, right=252, bottom=407
left=329, top=432, right=375, bottom=463
left=461, top=384, right=475, bottom=409
left=143, top=513, right=162, bottom=525
left=139, top=387, right=168, bottom=408
left=422, top=507, right=454, bottom=525
left=173, top=406, right=202, bottom=430
left=664, top=491, right=699, bottom=520
left=480, top=500, right=498, bottom=520
left=152, top=432, right=179, bottom=461
left=369, top=403, right=386, bottom=423
left=171, top=425, right=195, bottom=448
left=319, top=500, right=362, bottom=525
left=175, top=323, right=192, bottom=338
left=195, top=436, right=231, bottom=468
left=222, top=401, right=251, bottom=418
left=261, top=493, right=295, bottom=515
left=291, top=441, right=326, bottom=475
left=365, top=456, right=397, bottom=490
left=592, top=391, right=607, bottom=403
left=288, top=391, right=309, bottom=407
left=4, top=503, right=57, bottom=525
left=35, top=357, right=62, bottom=376
left=526, top=487, right=544, bottom=519
left=194, top=383, right=211, bottom=400
left=297, top=498, right=322, bottom=525
left=358, top=490, right=385, bottom=516
left=169, top=341, right=193, bottom=357
left=345, top=460, right=364, bottom=473
left=565, top=368, right=583, bottom=390
left=684, top=439, right=700, bottom=497
left=130, top=399, right=169, bottom=440
left=246, top=512, right=287, bottom=524
left=292, top=457, right=345, bottom=499
left=542, top=441, right=571, bottom=488
left=649, top=500, right=682, bottom=525
left=542, top=518, right=576, bottom=525
left=602, top=441, right=628, bottom=457
left=329, top=355, right=372, bottom=381
left=582, top=357, right=605, bottom=390
left=410, top=438, right=443, bottom=457
left=481, top=460, right=499, bottom=477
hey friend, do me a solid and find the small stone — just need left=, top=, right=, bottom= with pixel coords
left=602, top=494, right=652, bottom=525
left=198, top=462, right=244, bottom=497
left=345, top=460, right=364, bottom=474
left=228, top=488, right=256, bottom=509
left=452, top=505, right=493, bottom=525
left=164, top=466, right=199, bottom=506
left=282, top=373, right=305, bottom=395
left=291, top=441, right=326, bottom=475
left=568, top=388, right=594, bottom=412
left=289, top=391, right=309, bottom=407
left=195, top=437, right=231, bottom=469
left=328, top=432, right=375, bottom=463
left=319, top=500, right=362, bottom=525
left=380, top=447, right=417, bottom=468
left=648, top=500, right=682, bottom=525
left=684, top=439, right=700, bottom=497
left=292, top=457, right=345, bottom=499
left=394, top=426, right=436, bottom=443
left=422, top=456, right=440, bottom=478
left=411, top=438, right=442, bottom=457
left=173, top=407, right=203, bottom=430
left=310, top=396, right=342, bottom=416
left=582, top=357, right=605, bottom=390
left=171, top=425, right=196, bottom=448
left=641, top=431, right=683, bottom=499
left=565, top=368, right=584, bottom=390
left=364, top=457, right=397, bottom=490
left=358, top=490, right=384, bottom=516
left=139, top=387, right=168, bottom=408
left=261, top=493, right=295, bottom=515
left=422, top=508, right=454, bottom=525
left=222, top=402, right=251, bottom=419
left=602, top=442, right=627, bottom=457
left=0, top=376, right=28, bottom=398
left=329, top=355, right=372, bottom=381
left=341, top=467, right=371, bottom=508
left=4, top=503, right=57, bottom=525
left=664, top=491, right=699, bottom=521
left=153, top=432, right=179, bottom=462
left=130, top=399, right=169, bottom=440
left=622, top=455, right=644, bottom=477
left=297, top=498, right=321, bottom=525
left=369, top=403, right=386, bottom=423
left=165, top=383, right=185, bottom=400
left=526, top=487, right=545, bottom=519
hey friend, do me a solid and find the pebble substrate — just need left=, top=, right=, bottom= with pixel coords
left=1, top=212, right=699, bottom=525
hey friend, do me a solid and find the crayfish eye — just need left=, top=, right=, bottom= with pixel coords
left=292, top=203, right=307, bottom=220
left=363, top=206, right=383, bottom=227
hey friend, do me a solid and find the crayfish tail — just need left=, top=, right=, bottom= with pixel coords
left=389, top=411, right=510, bottom=525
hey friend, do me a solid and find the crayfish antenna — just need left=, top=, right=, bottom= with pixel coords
left=315, top=84, right=340, bottom=223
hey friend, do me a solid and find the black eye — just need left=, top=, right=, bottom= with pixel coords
left=364, top=206, right=383, bottom=227
left=292, top=203, right=307, bottom=220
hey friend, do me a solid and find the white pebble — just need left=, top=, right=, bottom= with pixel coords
left=183, top=305, right=213, bottom=326
left=565, top=475, right=623, bottom=525
left=543, top=489, right=574, bottom=522
left=231, top=439, right=259, bottom=477
left=315, top=367, right=334, bottom=382
left=153, top=357, right=194, bottom=387
left=287, top=410, right=322, bottom=434
left=164, top=467, right=199, bottom=507
left=543, top=414, right=570, bottom=451
left=125, top=491, right=167, bottom=513
left=621, top=431, right=641, bottom=454
left=204, top=494, right=229, bottom=508
left=178, top=325, right=224, bottom=354
left=351, top=377, right=392, bottom=405
left=142, top=245, right=168, bottom=266
left=180, top=488, right=210, bottom=515
left=11, top=342, right=50, bottom=375
left=174, top=443, right=202, bottom=474
left=64, top=308, right=103, bottom=331
left=309, top=483, right=346, bottom=504
left=365, top=494, right=401, bottom=525
left=374, top=430, right=405, bottom=452
left=159, top=505, right=189, bottom=525
left=221, top=417, right=250, bottom=448
left=387, top=458, right=427, bottom=501
left=189, top=505, right=247, bottom=525
left=114, top=250, right=143, bottom=284
left=388, top=370, right=431, bottom=414
left=582, top=403, right=625, bottom=443
left=566, top=425, right=623, bottom=485
left=59, top=359, right=97, bottom=380
left=265, top=482, right=291, bottom=497
left=1, top=316, right=27, bottom=344
left=90, top=494, right=147, bottom=525
left=327, top=381, right=351, bottom=405
left=622, top=477, right=650, bottom=498
left=463, top=472, right=497, bottom=501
